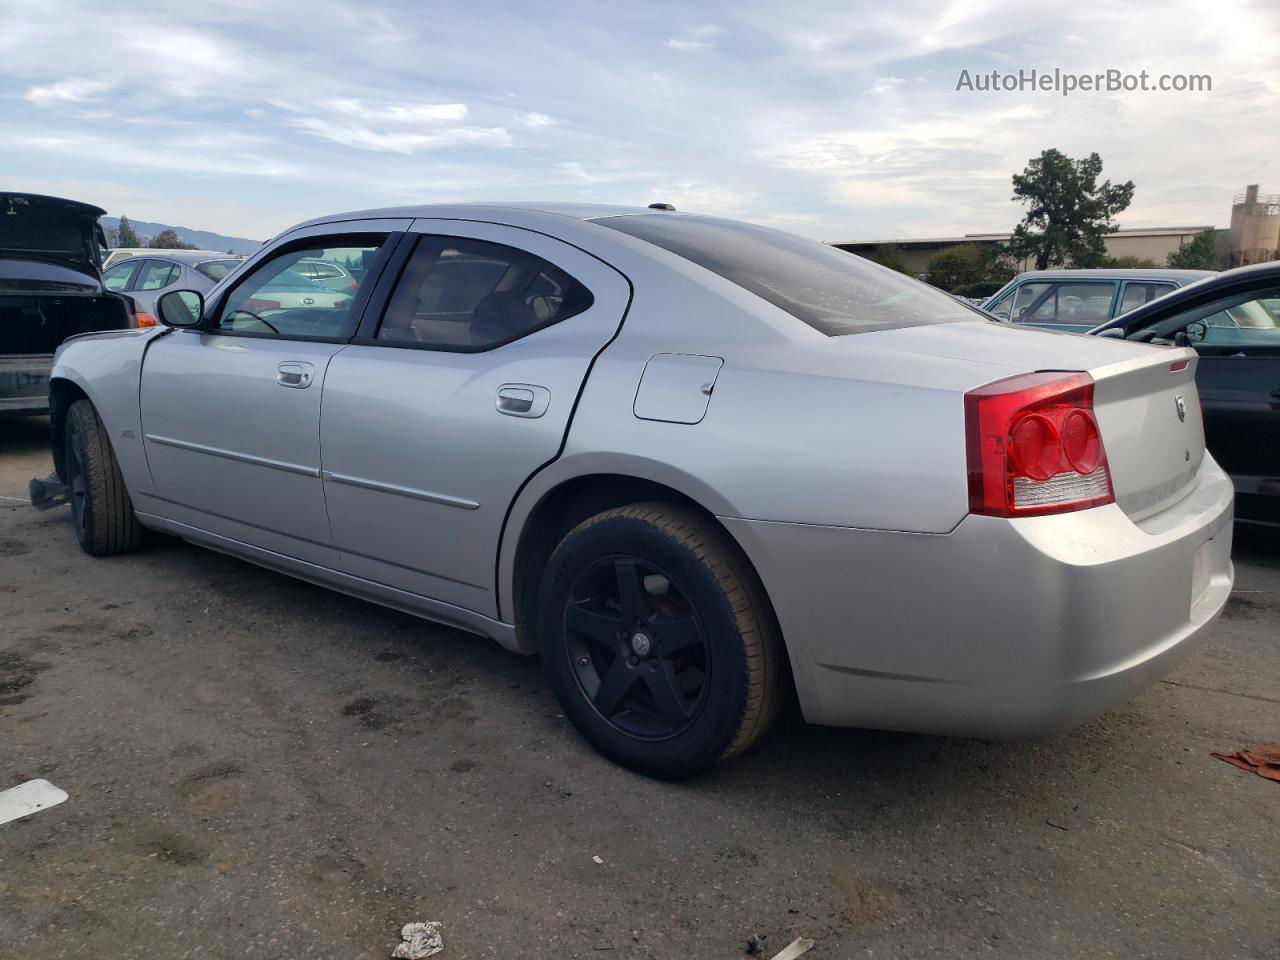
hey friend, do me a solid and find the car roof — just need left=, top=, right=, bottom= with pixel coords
left=1007, top=268, right=1216, bottom=283
left=284, top=202, right=669, bottom=235
left=116, top=250, right=241, bottom=264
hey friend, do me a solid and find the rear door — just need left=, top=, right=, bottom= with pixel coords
left=319, top=219, right=630, bottom=617
left=130, top=259, right=183, bottom=317
left=138, top=222, right=404, bottom=565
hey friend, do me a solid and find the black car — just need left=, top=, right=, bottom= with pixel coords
left=0, top=193, right=132, bottom=414
left=1092, top=261, right=1280, bottom=526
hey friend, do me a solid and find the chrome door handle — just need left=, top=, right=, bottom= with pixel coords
left=496, top=383, right=550, bottom=418
left=276, top=361, right=314, bottom=389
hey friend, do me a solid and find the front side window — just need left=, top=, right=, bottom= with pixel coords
left=214, top=238, right=386, bottom=339
left=376, top=236, right=593, bottom=350
left=1119, top=281, right=1176, bottom=314
left=595, top=213, right=975, bottom=336
left=1134, top=286, right=1280, bottom=353
left=1013, top=281, right=1115, bottom=325
left=102, top=261, right=137, bottom=292
left=136, top=260, right=181, bottom=291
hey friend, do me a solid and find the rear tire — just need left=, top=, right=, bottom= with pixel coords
left=537, top=502, right=784, bottom=779
left=64, top=399, right=146, bottom=556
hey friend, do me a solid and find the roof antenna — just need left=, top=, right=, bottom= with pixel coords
left=647, top=202, right=676, bottom=211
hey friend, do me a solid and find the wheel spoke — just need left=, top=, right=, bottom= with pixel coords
left=614, top=559, right=648, bottom=623
left=654, top=614, right=701, bottom=656
left=643, top=662, right=691, bottom=728
left=593, top=657, right=638, bottom=718
left=566, top=602, right=623, bottom=648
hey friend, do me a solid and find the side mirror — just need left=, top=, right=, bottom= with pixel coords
left=157, top=289, right=205, bottom=328
left=1184, top=321, right=1207, bottom=344
left=1098, top=327, right=1126, bottom=339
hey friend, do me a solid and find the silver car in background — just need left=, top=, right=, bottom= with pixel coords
left=44, top=204, right=1234, bottom=778
left=101, top=250, right=245, bottom=326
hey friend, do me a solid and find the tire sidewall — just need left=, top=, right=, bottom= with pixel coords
left=537, top=513, right=752, bottom=778
left=65, top=405, right=95, bottom=551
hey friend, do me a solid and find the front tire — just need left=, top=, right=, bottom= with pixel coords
left=64, top=399, right=146, bottom=556
left=537, top=503, right=783, bottom=779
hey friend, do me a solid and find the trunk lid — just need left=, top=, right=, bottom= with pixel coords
left=0, top=193, right=107, bottom=282
left=844, top=320, right=1206, bottom=520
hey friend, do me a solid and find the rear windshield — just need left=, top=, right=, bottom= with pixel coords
left=196, top=259, right=240, bottom=281
left=595, top=214, right=976, bottom=336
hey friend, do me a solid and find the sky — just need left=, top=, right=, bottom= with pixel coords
left=1, top=0, right=1277, bottom=244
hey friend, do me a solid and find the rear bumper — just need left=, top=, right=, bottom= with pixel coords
left=0, top=355, right=52, bottom=414
left=722, top=455, right=1235, bottom=737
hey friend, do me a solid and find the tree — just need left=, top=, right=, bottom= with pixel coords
left=116, top=215, right=140, bottom=248
left=867, top=243, right=911, bottom=274
left=148, top=228, right=197, bottom=250
left=1167, top=229, right=1219, bottom=270
left=925, top=243, right=1017, bottom=293
left=1007, top=149, right=1134, bottom=270
left=926, top=245, right=985, bottom=291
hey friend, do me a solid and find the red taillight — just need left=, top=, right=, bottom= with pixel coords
left=243, top=298, right=281, bottom=313
left=135, top=311, right=157, bottom=328
left=965, top=372, right=1114, bottom=518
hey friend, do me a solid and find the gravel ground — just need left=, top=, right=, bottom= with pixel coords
left=1, top=413, right=1277, bottom=960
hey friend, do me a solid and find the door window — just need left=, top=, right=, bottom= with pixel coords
left=136, top=260, right=182, bottom=291
left=376, top=236, right=594, bottom=350
left=1119, top=281, right=1176, bottom=314
left=102, top=261, right=138, bottom=292
left=1134, top=286, right=1280, bottom=353
left=1012, top=281, right=1116, bottom=325
left=214, top=238, right=387, bottom=339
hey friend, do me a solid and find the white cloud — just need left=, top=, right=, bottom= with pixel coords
left=25, top=78, right=112, bottom=105
left=285, top=99, right=510, bottom=154
left=667, top=23, right=720, bottom=51
left=870, top=76, right=906, bottom=94
left=518, top=111, right=555, bottom=128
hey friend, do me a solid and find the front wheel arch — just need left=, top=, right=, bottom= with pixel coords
left=49, top=377, right=91, bottom=483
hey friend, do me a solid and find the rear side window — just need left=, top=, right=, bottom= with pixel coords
left=376, top=236, right=593, bottom=350
left=136, top=261, right=181, bottom=291
left=1119, top=281, right=1176, bottom=314
left=196, top=259, right=240, bottom=281
left=595, top=213, right=974, bottom=336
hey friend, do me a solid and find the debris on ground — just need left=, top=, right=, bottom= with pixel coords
left=768, top=937, right=815, bottom=960
left=1212, top=743, right=1280, bottom=783
left=390, top=921, right=444, bottom=959
left=744, top=933, right=768, bottom=954
left=592, top=854, right=605, bottom=864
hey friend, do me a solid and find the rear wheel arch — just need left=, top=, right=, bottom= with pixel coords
left=507, top=472, right=786, bottom=665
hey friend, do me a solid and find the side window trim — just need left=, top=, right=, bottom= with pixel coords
left=201, top=232, right=405, bottom=344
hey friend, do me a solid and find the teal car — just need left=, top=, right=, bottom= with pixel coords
left=982, top=268, right=1215, bottom=333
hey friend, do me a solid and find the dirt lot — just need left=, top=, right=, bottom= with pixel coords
left=1, top=413, right=1277, bottom=959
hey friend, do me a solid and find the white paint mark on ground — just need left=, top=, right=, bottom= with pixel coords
left=0, top=779, right=68, bottom=826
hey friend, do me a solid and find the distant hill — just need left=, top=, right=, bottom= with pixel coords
left=100, top=217, right=261, bottom=255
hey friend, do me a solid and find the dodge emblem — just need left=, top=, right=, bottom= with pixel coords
left=1175, top=395, right=1186, bottom=422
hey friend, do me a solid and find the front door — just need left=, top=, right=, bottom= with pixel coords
left=138, top=228, right=398, bottom=565
left=319, top=220, right=630, bottom=617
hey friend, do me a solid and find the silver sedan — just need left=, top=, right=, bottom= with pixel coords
left=45, top=204, right=1234, bottom=778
